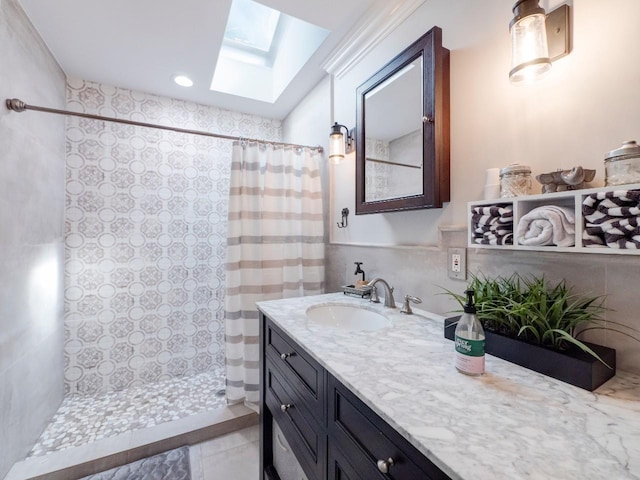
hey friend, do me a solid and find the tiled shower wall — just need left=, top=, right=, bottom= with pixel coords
left=64, top=78, right=281, bottom=395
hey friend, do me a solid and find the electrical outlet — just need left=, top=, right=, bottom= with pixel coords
left=448, top=247, right=466, bottom=280
left=452, top=254, right=461, bottom=272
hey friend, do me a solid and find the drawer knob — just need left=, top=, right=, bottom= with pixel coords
left=280, top=353, right=291, bottom=360
left=377, top=457, right=395, bottom=474
left=280, top=403, right=292, bottom=412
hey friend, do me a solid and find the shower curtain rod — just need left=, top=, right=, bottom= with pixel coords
left=5, top=98, right=324, bottom=153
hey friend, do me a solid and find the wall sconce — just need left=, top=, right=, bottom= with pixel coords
left=329, top=122, right=354, bottom=164
left=509, top=0, right=571, bottom=84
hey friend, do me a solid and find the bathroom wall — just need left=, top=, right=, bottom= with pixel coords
left=0, top=0, right=66, bottom=476
left=331, top=0, right=640, bottom=246
left=284, top=0, right=640, bottom=374
left=64, top=79, right=282, bottom=395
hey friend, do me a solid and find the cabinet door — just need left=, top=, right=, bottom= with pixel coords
left=328, top=443, right=381, bottom=480
left=328, top=375, right=449, bottom=480
left=273, top=419, right=310, bottom=480
left=265, top=360, right=325, bottom=480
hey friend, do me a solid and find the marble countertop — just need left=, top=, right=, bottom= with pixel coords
left=257, top=293, right=640, bottom=480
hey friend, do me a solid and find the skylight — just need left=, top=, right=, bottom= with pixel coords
left=211, top=0, right=330, bottom=104
left=223, top=0, right=281, bottom=53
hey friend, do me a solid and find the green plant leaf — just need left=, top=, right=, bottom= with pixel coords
left=547, top=329, right=613, bottom=369
left=518, top=325, right=541, bottom=343
left=576, top=327, right=640, bottom=343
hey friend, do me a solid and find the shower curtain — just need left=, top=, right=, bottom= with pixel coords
left=224, top=141, right=325, bottom=407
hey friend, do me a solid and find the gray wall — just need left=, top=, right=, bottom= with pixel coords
left=327, top=230, right=640, bottom=375
left=0, top=0, right=66, bottom=477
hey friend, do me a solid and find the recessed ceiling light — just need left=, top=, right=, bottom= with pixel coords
left=173, top=75, right=194, bottom=87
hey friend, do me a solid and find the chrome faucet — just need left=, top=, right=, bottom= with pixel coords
left=367, top=278, right=396, bottom=308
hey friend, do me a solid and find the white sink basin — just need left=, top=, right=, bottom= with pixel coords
left=305, top=304, right=391, bottom=331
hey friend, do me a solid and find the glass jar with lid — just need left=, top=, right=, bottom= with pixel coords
left=500, top=163, right=532, bottom=197
left=604, top=140, right=640, bottom=186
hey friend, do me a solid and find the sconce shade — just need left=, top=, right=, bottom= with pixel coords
left=509, top=0, right=552, bottom=84
left=329, top=122, right=355, bottom=164
left=329, top=122, right=345, bottom=164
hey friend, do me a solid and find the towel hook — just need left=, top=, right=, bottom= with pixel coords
left=337, top=208, right=349, bottom=228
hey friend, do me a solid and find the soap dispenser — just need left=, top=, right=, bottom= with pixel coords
left=454, top=289, right=485, bottom=376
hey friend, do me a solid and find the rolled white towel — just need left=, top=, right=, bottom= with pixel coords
left=516, top=206, right=575, bottom=247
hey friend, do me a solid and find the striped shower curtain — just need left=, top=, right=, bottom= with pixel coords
left=224, top=141, right=325, bottom=407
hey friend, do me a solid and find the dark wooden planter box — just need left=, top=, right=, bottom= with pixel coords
left=444, top=316, right=616, bottom=391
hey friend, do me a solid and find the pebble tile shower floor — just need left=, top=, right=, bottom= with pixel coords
left=29, top=370, right=226, bottom=457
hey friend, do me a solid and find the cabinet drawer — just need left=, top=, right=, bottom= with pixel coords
left=265, top=360, right=325, bottom=480
left=329, top=376, right=449, bottom=480
left=266, top=321, right=325, bottom=422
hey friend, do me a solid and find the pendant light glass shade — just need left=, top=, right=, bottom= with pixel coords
left=509, top=0, right=552, bottom=84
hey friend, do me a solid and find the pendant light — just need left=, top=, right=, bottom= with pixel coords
left=509, top=1, right=571, bottom=84
left=509, top=0, right=552, bottom=84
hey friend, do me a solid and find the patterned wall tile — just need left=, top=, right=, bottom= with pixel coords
left=364, top=137, right=391, bottom=201
left=65, top=78, right=282, bottom=396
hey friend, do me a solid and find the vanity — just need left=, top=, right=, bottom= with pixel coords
left=260, top=303, right=447, bottom=480
left=258, top=293, right=640, bottom=480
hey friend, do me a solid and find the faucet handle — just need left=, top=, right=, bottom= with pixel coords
left=369, top=285, right=380, bottom=303
left=400, top=295, right=422, bottom=314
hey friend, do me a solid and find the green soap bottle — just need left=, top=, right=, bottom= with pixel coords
left=454, top=289, right=485, bottom=376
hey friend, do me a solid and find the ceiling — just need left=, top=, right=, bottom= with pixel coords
left=17, top=0, right=378, bottom=119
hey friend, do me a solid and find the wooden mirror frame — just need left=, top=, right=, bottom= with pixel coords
left=355, top=26, right=450, bottom=214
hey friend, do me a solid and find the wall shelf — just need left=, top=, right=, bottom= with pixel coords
left=468, top=183, right=640, bottom=255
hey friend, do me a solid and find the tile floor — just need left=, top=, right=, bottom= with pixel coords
left=29, top=370, right=227, bottom=457
left=190, top=425, right=259, bottom=480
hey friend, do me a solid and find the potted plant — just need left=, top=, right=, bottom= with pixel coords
left=442, top=273, right=639, bottom=390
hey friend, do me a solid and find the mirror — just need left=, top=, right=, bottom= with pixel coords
left=356, top=26, right=450, bottom=214
left=364, top=57, right=423, bottom=202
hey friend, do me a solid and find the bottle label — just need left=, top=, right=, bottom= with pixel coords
left=455, top=337, right=484, bottom=356
left=455, top=336, right=485, bottom=375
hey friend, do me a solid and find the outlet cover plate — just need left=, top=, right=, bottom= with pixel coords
left=448, top=247, right=466, bottom=280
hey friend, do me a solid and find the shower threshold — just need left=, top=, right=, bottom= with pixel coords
left=5, top=371, right=257, bottom=480
left=6, top=404, right=257, bottom=480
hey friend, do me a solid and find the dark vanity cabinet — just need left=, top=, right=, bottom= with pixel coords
left=262, top=314, right=327, bottom=480
left=259, top=312, right=450, bottom=480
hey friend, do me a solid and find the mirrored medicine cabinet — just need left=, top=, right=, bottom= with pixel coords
left=355, top=26, right=450, bottom=214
